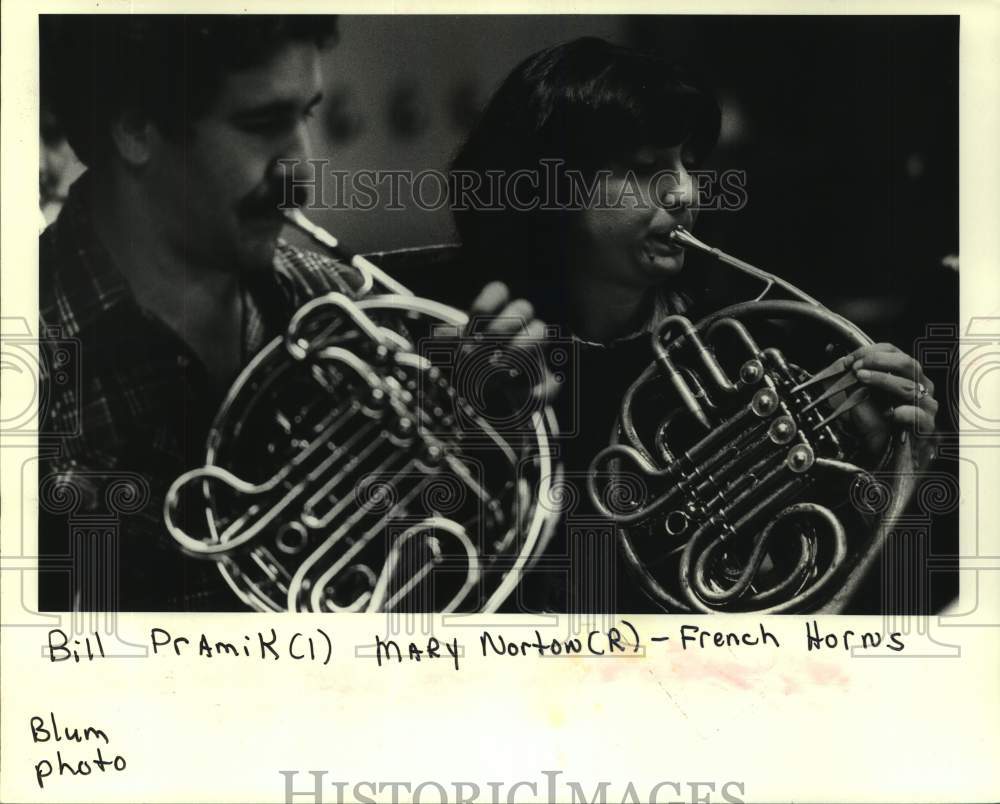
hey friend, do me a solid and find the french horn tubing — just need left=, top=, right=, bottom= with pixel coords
left=164, top=208, right=559, bottom=613
left=587, top=226, right=918, bottom=614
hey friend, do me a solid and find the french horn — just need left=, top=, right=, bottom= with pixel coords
left=587, top=226, right=918, bottom=614
left=164, top=208, right=558, bottom=613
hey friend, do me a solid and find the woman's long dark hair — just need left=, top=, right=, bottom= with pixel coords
left=450, top=37, right=721, bottom=330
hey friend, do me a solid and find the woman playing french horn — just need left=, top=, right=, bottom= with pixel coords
left=449, top=37, right=939, bottom=613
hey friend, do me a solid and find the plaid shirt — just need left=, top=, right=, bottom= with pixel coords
left=38, top=174, right=356, bottom=610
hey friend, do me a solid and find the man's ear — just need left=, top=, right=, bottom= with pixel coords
left=109, top=110, right=156, bottom=167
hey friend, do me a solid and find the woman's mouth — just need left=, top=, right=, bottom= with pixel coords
left=646, top=234, right=684, bottom=257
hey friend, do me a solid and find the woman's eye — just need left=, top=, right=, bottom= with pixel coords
left=241, top=117, right=289, bottom=135
left=629, top=159, right=657, bottom=175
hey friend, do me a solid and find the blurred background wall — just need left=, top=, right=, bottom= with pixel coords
left=311, top=15, right=627, bottom=252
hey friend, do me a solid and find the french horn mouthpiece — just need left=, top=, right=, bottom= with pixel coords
left=668, top=225, right=711, bottom=253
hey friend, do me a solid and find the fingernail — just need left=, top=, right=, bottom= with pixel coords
left=899, top=430, right=909, bottom=445
left=856, top=368, right=871, bottom=380
left=852, top=360, right=864, bottom=371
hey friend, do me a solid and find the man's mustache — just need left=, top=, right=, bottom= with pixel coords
left=238, top=182, right=309, bottom=218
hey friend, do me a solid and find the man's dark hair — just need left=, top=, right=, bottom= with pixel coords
left=40, top=14, right=339, bottom=167
left=450, top=37, right=720, bottom=323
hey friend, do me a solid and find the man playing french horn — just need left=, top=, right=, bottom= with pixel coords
left=38, top=18, right=938, bottom=613
left=38, top=15, right=555, bottom=611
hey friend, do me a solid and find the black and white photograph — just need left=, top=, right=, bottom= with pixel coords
left=3, top=4, right=1000, bottom=804
left=33, top=13, right=959, bottom=615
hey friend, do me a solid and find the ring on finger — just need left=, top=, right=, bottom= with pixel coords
left=916, top=382, right=928, bottom=400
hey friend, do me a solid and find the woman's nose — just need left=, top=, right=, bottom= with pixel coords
left=653, top=167, right=695, bottom=212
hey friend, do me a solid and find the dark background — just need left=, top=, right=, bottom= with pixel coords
left=634, top=15, right=959, bottom=350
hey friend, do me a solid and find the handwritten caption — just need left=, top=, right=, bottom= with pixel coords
left=45, top=620, right=905, bottom=673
